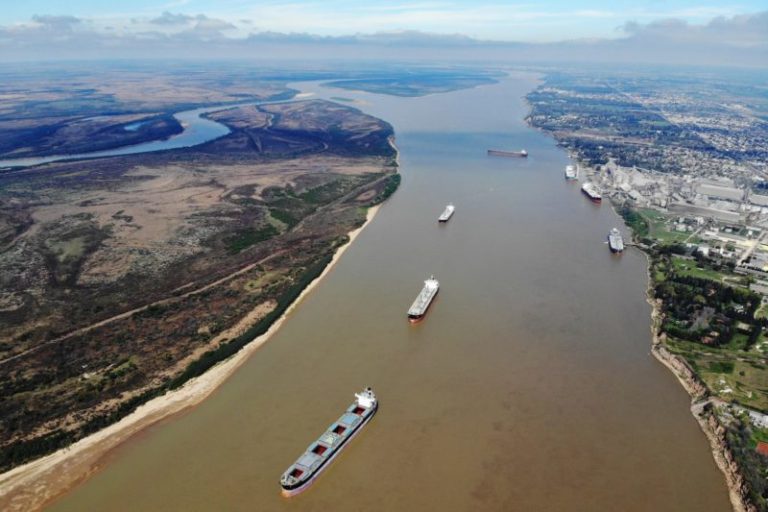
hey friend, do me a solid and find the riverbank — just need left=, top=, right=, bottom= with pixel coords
left=0, top=203, right=383, bottom=512
left=632, top=215, right=755, bottom=512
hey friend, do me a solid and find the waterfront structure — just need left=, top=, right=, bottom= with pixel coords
left=280, top=388, right=378, bottom=497
left=408, top=276, right=439, bottom=322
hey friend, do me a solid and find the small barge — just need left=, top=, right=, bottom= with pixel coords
left=487, top=149, right=528, bottom=158
left=438, top=204, right=455, bottom=223
left=280, top=388, right=378, bottom=497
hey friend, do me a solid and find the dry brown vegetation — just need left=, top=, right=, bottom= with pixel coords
left=0, top=98, right=398, bottom=470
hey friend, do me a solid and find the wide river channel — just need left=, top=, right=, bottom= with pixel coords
left=47, top=73, right=731, bottom=511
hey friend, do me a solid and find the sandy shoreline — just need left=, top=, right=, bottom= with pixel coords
left=0, top=203, right=383, bottom=512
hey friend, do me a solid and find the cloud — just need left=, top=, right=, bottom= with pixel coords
left=0, top=11, right=764, bottom=67
left=150, top=11, right=200, bottom=25
left=30, top=15, right=83, bottom=32
left=620, top=11, right=768, bottom=48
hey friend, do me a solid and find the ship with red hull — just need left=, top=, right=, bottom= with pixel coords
left=280, top=388, right=378, bottom=497
left=581, top=182, right=602, bottom=203
left=408, top=276, right=439, bottom=322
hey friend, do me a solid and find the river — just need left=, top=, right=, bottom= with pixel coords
left=0, top=100, right=294, bottom=169
left=46, top=73, right=731, bottom=511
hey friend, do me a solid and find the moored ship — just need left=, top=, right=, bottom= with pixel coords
left=408, top=276, right=439, bottom=322
left=487, top=149, right=528, bottom=158
left=280, top=388, right=378, bottom=497
left=438, top=204, right=455, bottom=223
left=581, top=182, right=602, bottom=202
left=565, top=164, right=578, bottom=180
left=608, top=228, right=624, bottom=253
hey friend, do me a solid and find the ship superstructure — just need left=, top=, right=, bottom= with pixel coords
left=280, top=388, right=378, bottom=497
left=438, top=204, right=455, bottom=223
left=581, top=182, right=602, bottom=202
left=408, top=276, right=439, bottom=322
left=608, top=228, right=625, bottom=253
left=565, top=165, right=578, bottom=180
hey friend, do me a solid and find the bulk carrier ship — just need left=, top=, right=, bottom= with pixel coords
left=408, top=276, right=439, bottom=322
left=608, top=228, right=625, bottom=253
left=438, top=204, right=455, bottom=223
left=280, top=388, right=378, bottom=497
left=581, top=182, right=602, bottom=202
left=487, top=149, right=528, bottom=158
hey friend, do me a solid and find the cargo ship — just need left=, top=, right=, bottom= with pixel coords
left=487, top=149, right=528, bottom=158
left=408, top=276, right=439, bottom=322
left=581, top=182, right=602, bottom=202
left=438, top=204, right=455, bottom=223
left=608, top=228, right=624, bottom=253
left=565, top=165, right=578, bottom=180
left=280, top=388, right=378, bottom=497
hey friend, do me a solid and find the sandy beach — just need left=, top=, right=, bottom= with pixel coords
left=0, top=203, right=382, bottom=512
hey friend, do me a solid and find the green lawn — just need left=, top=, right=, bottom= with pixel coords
left=637, top=208, right=699, bottom=243
left=671, top=256, right=727, bottom=281
left=665, top=336, right=768, bottom=412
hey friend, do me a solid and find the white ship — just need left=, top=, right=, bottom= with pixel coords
left=608, top=228, right=625, bottom=253
left=581, top=182, right=602, bottom=202
left=408, top=276, right=439, bottom=322
left=487, top=149, right=527, bottom=158
left=438, top=204, right=455, bottom=223
left=565, top=165, right=578, bottom=180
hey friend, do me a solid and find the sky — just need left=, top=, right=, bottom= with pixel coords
left=0, top=1, right=765, bottom=66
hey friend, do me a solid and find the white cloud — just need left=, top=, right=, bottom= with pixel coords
left=0, top=10, right=764, bottom=67
left=620, top=11, right=768, bottom=48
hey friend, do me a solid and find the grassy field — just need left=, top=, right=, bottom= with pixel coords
left=640, top=208, right=699, bottom=243
left=666, top=336, right=768, bottom=411
left=671, top=256, right=730, bottom=281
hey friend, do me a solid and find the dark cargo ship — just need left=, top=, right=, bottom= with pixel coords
left=280, top=388, right=378, bottom=497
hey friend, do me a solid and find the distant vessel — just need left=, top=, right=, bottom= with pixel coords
left=487, top=149, right=528, bottom=158
left=280, top=388, right=378, bottom=497
left=608, top=228, right=625, bottom=253
left=438, top=204, right=455, bottom=223
left=565, top=165, right=578, bottom=180
left=581, top=182, right=602, bottom=202
left=408, top=276, right=439, bottom=322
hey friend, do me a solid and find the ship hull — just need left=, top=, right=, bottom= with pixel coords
left=281, top=402, right=378, bottom=497
left=408, top=288, right=438, bottom=323
left=487, top=149, right=527, bottom=158
left=581, top=189, right=602, bottom=202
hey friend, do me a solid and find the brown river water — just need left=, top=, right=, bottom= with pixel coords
left=47, top=73, right=731, bottom=511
